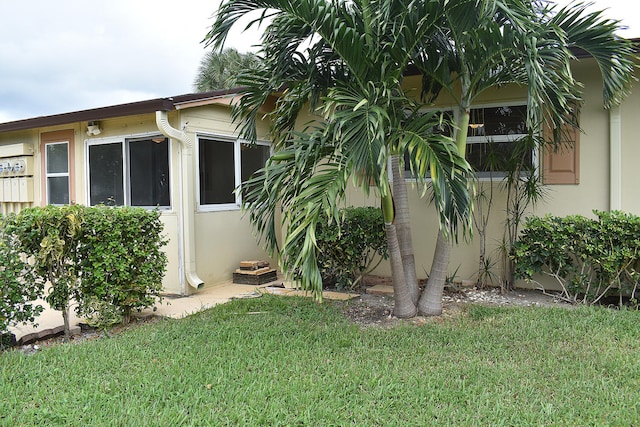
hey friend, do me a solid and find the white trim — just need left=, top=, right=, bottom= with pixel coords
left=609, top=106, right=622, bottom=211
left=195, top=132, right=271, bottom=212
left=85, top=132, right=173, bottom=210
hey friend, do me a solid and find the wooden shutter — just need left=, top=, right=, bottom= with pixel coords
left=542, top=114, right=580, bottom=185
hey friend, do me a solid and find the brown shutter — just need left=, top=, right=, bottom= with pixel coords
left=542, top=114, right=580, bottom=185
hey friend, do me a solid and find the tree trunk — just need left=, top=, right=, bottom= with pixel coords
left=380, top=187, right=416, bottom=318
left=421, top=107, right=470, bottom=315
left=62, top=305, right=71, bottom=341
left=418, top=230, right=451, bottom=316
left=386, top=221, right=417, bottom=318
left=391, top=154, right=420, bottom=304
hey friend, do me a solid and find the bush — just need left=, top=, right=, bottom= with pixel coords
left=0, top=205, right=167, bottom=340
left=0, top=214, right=43, bottom=339
left=7, top=205, right=85, bottom=339
left=77, top=206, right=167, bottom=323
left=512, top=211, right=640, bottom=306
left=315, top=207, right=388, bottom=289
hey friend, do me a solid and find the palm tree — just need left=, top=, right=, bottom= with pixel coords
left=205, top=0, right=635, bottom=318
left=415, top=0, right=636, bottom=315
left=193, top=48, right=260, bottom=91
left=205, top=0, right=474, bottom=318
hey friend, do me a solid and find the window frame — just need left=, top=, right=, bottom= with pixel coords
left=41, top=129, right=75, bottom=206
left=85, top=133, right=172, bottom=210
left=44, top=141, right=70, bottom=205
left=196, top=133, right=271, bottom=212
left=403, top=101, right=537, bottom=181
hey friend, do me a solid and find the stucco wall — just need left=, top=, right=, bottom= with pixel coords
left=181, top=105, right=276, bottom=288
left=345, top=58, right=639, bottom=284
left=0, top=107, right=276, bottom=295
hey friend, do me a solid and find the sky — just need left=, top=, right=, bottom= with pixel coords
left=0, top=0, right=638, bottom=123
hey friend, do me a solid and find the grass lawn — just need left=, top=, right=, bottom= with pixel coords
left=1, top=294, right=639, bottom=426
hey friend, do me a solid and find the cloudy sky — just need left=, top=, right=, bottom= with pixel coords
left=0, top=0, right=638, bottom=123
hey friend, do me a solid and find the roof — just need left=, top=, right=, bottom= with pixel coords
left=0, top=88, right=242, bottom=133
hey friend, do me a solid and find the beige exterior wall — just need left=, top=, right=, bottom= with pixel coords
left=0, top=55, right=635, bottom=294
left=344, top=58, right=640, bottom=284
left=0, top=104, right=274, bottom=296
left=620, top=77, right=640, bottom=214
left=180, top=105, right=276, bottom=290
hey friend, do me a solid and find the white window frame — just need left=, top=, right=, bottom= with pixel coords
left=85, top=133, right=172, bottom=210
left=196, top=133, right=272, bottom=212
left=44, top=141, right=70, bottom=205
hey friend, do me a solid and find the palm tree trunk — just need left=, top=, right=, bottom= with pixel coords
left=420, top=107, right=469, bottom=316
left=386, top=221, right=417, bottom=318
left=381, top=188, right=416, bottom=318
left=391, top=154, right=420, bottom=304
left=418, top=230, right=451, bottom=316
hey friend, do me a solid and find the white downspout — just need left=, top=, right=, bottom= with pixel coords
left=156, top=110, right=204, bottom=291
left=609, top=106, right=622, bottom=211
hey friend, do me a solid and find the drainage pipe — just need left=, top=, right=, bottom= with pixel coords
left=156, top=110, right=204, bottom=291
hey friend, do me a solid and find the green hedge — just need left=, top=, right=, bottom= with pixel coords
left=0, top=205, right=167, bottom=338
left=0, top=215, right=42, bottom=341
left=315, top=206, right=388, bottom=289
left=513, top=211, right=640, bottom=305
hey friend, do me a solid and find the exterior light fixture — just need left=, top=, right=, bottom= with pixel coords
left=86, top=121, right=102, bottom=136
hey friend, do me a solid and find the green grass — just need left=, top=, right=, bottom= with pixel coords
left=2, top=295, right=640, bottom=426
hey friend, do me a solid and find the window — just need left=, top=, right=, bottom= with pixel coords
left=87, top=136, right=170, bottom=208
left=404, top=104, right=531, bottom=179
left=198, top=136, right=271, bottom=210
left=41, top=129, right=75, bottom=206
left=466, top=104, right=531, bottom=177
left=45, top=142, right=70, bottom=205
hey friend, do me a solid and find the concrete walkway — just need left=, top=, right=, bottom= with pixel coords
left=8, top=279, right=357, bottom=344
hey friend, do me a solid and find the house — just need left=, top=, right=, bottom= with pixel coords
left=0, top=48, right=637, bottom=294
left=0, top=89, right=276, bottom=296
left=345, top=49, right=640, bottom=285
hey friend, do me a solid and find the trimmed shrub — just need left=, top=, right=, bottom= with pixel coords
left=315, top=207, right=388, bottom=289
left=77, top=206, right=167, bottom=323
left=513, top=211, right=640, bottom=305
left=0, top=205, right=167, bottom=341
left=0, top=214, right=43, bottom=341
left=8, top=205, right=85, bottom=338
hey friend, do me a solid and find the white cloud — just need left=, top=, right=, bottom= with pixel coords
left=0, top=0, right=262, bottom=122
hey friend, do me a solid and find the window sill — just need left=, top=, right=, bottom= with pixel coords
left=197, top=204, right=242, bottom=213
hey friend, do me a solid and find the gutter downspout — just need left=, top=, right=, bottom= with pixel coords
left=156, top=110, right=204, bottom=291
left=609, top=106, right=622, bottom=211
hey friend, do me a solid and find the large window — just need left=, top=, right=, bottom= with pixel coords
left=198, top=136, right=271, bottom=210
left=404, top=103, right=531, bottom=179
left=87, top=136, right=170, bottom=208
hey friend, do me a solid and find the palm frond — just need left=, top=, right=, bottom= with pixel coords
left=548, top=1, right=638, bottom=108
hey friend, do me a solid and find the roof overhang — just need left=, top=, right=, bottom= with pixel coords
left=0, top=88, right=241, bottom=133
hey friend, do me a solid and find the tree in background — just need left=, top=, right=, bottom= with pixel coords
left=193, top=48, right=260, bottom=91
